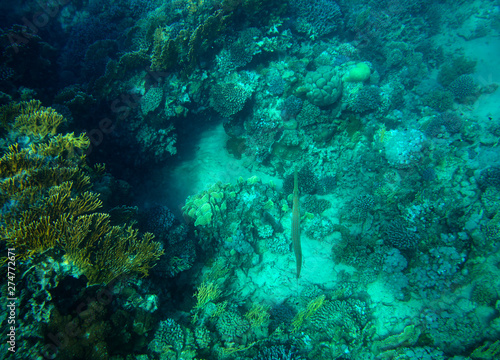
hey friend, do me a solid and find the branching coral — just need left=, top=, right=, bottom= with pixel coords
left=0, top=101, right=163, bottom=284
left=13, top=100, right=66, bottom=137
left=309, top=298, right=369, bottom=343
left=448, top=74, right=476, bottom=101
left=289, top=0, right=342, bottom=39
left=63, top=215, right=163, bottom=284
left=384, top=219, right=419, bottom=251
left=34, top=132, right=90, bottom=160
left=149, top=318, right=186, bottom=355
left=0, top=144, right=91, bottom=210
left=2, top=171, right=163, bottom=284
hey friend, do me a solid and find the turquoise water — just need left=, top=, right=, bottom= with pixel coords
left=0, top=0, right=500, bottom=359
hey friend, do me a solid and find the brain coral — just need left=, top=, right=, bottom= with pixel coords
left=304, top=66, right=342, bottom=107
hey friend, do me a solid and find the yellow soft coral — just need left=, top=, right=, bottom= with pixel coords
left=0, top=100, right=163, bottom=283
left=471, top=340, right=500, bottom=360
left=0, top=101, right=22, bottom=131
left=193, top=281, right=222, bottom=310
left=291, top=295, right=325, bottom=332
left=1, top=170, right=162, bottom=283
left=0, top=100, right=67, bottom=138
left=63, top=214, right=163, bottom=285
left=0, top=144, right=91, bottom=206
left=13, top=100, right=66, bottom=137
left=0, top=143, right=44, bottom=177
left=244, top=303, right=271, bottom=328
left=34, top=132, right=90, bottom=160
left=1, top=181, right=103, bottom=261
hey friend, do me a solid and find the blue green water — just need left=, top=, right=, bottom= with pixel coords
left=0, top=0, right=500, bottom=359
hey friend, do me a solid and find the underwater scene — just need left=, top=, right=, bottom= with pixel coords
left=1, top=0, right=500, bottom=359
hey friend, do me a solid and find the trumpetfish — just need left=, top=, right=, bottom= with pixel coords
left=292, top=167, right=302, bottom=279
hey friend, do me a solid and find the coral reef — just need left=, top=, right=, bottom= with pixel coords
left=383, top=128, right=425, bottom=168
left=2, top=0, right=500, bottom=358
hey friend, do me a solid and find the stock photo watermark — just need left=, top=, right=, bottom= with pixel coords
left=6, top=0, right=71, bottom=53
left=6, top=248, right=17, bottom=353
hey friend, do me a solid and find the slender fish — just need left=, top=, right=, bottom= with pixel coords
left=292, top=168, right=301, bottom=279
